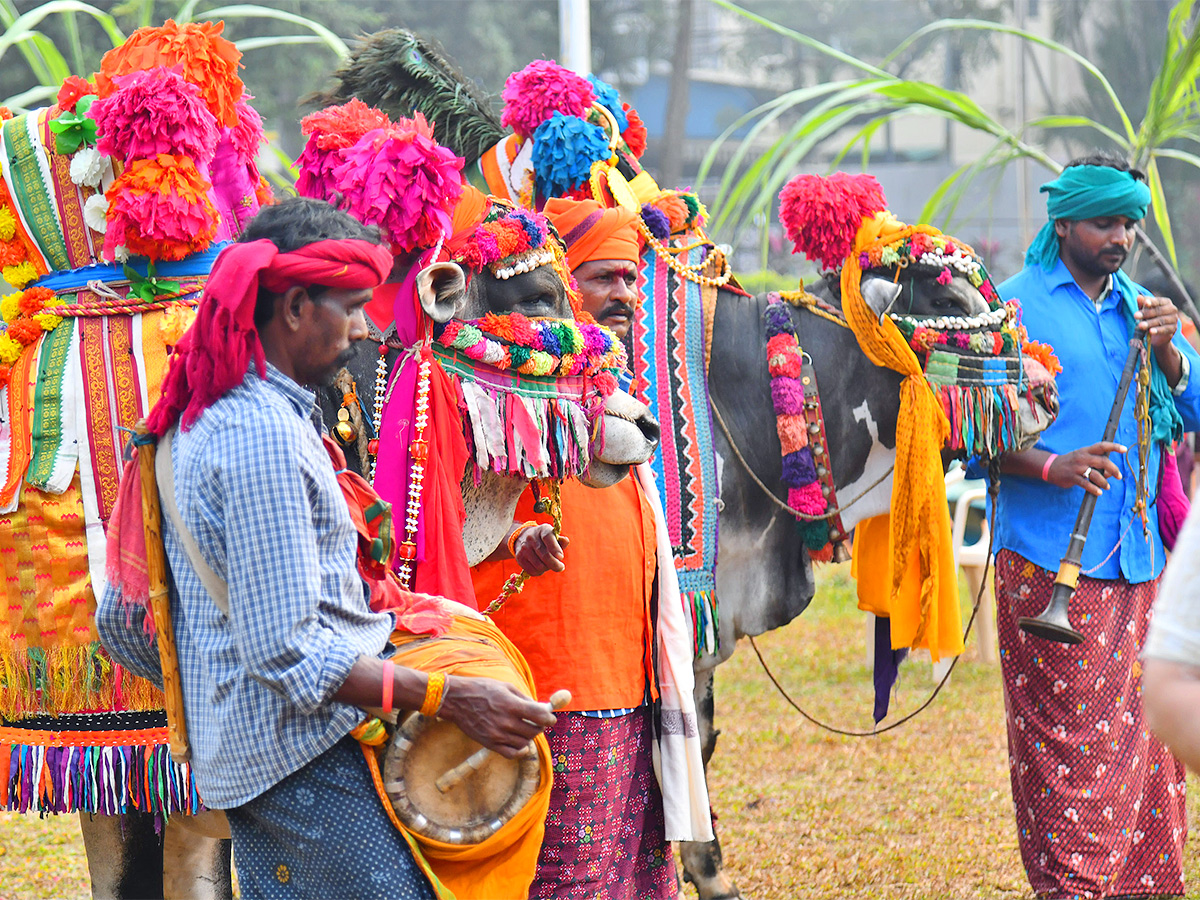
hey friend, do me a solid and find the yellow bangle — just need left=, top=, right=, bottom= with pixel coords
left=421, top=672, right=446, bottom=718
left=507, top=520, right=537, bottom=558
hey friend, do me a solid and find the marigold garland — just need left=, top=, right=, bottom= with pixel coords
left=0, top=286, right=61, bottom=380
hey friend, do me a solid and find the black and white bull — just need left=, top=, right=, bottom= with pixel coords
left=679, top=268, right=1054, bottom=899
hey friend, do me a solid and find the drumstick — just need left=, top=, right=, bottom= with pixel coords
left=435, top=689, right=571, bottom=794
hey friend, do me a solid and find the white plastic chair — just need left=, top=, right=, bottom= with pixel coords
left=950, top=480, right=997, bottom=664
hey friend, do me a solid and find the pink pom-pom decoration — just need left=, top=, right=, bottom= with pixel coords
left=778, top=172, right=888, bottom=271
left=500, top=59, right=595, bottom=139
left=103, top=153, right=218, bottom=262
left=296, top=99, right=392, bottom=200
left=92, top=67, right=220, bottom=163
left=331, top=113, right=464, bottom=254
left=226, top=97, right=265, bottom=166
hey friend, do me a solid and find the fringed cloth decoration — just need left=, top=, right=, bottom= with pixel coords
left=433, top=343, right=615, bottom=482
left=630, top=242, right=724, bottom=656
left=0, top=711, right=202, bottom=816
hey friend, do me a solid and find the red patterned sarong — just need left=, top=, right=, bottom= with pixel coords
left=995, top=549, right=1187, bottom=899
left=531, top=709, right=675, bottom=900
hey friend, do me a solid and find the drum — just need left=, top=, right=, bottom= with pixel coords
left=380, top=612, right=550, bottom=847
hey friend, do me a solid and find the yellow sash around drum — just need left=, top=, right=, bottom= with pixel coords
left=380, top=612, right=553, bottom=900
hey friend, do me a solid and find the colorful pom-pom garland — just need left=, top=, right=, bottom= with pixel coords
left=434, top=312, right=626, bottom=380
left=763, top=295, right=834, bottom=552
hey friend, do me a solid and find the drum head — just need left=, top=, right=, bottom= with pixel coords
left=383, top=713, right=541, bottom=845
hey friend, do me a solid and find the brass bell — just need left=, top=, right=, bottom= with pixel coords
left=333, top=407, right=356, bottom=445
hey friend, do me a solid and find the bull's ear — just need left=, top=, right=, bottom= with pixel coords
left=416, top=262, right=466, bottom=323
left=860, top=276, right=903, bottom=319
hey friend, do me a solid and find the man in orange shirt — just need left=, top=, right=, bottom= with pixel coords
left=473, top=198, right=711, bottom=899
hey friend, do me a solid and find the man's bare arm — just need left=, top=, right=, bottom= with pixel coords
left=1143, top=659, right=1200, bottom=773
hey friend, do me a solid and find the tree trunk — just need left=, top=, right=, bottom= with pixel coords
left=661, top=0, right=693, bottom=190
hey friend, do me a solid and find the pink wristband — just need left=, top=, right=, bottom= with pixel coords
left=381, top=660, right=395, bottom=715
left=1041, top=453, right=1058, bottom=482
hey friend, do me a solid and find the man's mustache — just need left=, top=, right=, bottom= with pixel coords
left=601, top=302, right=634, bottom=320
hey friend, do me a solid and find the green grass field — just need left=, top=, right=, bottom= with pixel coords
left=0, top=563, right=1196, bottom=899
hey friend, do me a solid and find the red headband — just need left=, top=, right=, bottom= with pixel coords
left=148, top=238, right=393, bottom=434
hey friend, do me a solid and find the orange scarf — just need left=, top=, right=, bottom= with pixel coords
left=843, top=213, right=962, bottom=661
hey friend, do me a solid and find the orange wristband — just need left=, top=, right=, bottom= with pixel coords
left=421, top=672, right=446, bottom=717
left=507, top=520, right=537, bottom=558
left=381, top=660, right=394, bottom=715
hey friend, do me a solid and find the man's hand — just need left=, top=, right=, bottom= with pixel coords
left=1045, top=442, right=1125, bottom=496
left=1136, top=294, right=1185, bottom=387
left=513, top=523, right=569, bottom=576
left=1135, top=293, right=1180, bottom=351
left=438, top=675, right=557, bottom=758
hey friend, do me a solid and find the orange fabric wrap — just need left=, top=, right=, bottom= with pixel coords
left=842, top=211, right=962, bottom=661
left=386, top=614, right=552, bottom=900
left=543, top=198, right=640, bottom=267
left=471, top=476, right=657, bottom=711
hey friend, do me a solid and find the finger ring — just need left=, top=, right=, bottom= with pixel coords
left=1082, top=467, right=1093, bottom=480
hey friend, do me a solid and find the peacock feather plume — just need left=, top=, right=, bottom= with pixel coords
left=315, top=29, right=505, bottom=166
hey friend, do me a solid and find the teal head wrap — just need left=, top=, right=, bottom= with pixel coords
left=1026, top=164, right=1179, bottom=445
left=1025, top=164, right=1151, bottom=271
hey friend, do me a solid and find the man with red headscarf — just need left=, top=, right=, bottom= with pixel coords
left=97, top=197, right=554, bottom=900
left=473, top=197, right=711, bottom=900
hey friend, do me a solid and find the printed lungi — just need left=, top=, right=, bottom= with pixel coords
left=225, top=736, right=434, bottom=900
left=996, top=549, right=1187, bottom=899
left=531, top=707, right=675, bottom=900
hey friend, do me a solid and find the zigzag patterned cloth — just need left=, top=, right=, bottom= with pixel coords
left=630, top=245, right=720, bottom=655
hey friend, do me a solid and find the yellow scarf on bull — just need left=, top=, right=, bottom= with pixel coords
left=844, top=212, right=963, bottom=661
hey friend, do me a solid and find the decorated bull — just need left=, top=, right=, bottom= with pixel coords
left=320, top=35, right=1060, bottom=899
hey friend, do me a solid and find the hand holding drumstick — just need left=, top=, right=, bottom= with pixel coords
left=437, top=689, right=571, bottom=793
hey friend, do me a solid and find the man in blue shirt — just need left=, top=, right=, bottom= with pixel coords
left=97, top=197, right=555, bottom=899
left=990, top=155, right=1197, bottom=900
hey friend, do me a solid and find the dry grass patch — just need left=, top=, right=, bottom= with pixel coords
left=689, top=563, right=1200, bottom=899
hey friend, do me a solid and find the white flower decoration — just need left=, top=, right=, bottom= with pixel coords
left=83, top=194, right=108, bottom=233
left=70, top=148, right=104, bottom=188
left=112, top=244, right=129, bottom=263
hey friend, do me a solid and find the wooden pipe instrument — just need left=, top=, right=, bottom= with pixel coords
left=1018, top=337, right=1144, bottom=645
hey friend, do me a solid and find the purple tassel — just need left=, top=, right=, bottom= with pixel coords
left=781, top=448, right=818, bottom=487
left=770, top=377, right=806, bottom=415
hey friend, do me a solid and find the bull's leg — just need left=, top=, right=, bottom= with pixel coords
left=162, top=820, right=233, bottom=900
left=679, top=668, right=741, bottom=900
left=77, top=811, right=164, bottom=900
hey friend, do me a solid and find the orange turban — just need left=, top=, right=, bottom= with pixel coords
left=543, top=198, right=640, bottom=268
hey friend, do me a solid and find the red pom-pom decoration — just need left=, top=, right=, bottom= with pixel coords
left=621, top=103, right=647, bottom=158
left=332, top=113, right=465, bottom=254
left=227, top=97, right=265, bottom=166
left=296, top=99, right=392, bottom=200
left=778, top=172, right=888, bottom=271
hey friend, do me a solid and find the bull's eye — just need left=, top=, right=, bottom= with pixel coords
left=930, top=297, right=956, bottom=310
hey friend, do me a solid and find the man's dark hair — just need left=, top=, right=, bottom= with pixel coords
left=1066, top=151, right=1146, bottom=183
left=241, top=196, right=385, bottom=326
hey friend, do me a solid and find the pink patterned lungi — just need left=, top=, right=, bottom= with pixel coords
left=995, top=549, right=1188, bottom=899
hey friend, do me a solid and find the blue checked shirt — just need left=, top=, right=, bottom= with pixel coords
left=96, top=364, right=395, bottom=808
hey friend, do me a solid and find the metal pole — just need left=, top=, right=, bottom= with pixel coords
left=559, top=0, right=592, bottom=76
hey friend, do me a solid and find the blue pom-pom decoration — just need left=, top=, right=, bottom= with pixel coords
left=531, top=112, right=611, bottom=197
left=587, top=75, right=630, bottom=132
left=640, top=204, right=671, bottom=241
